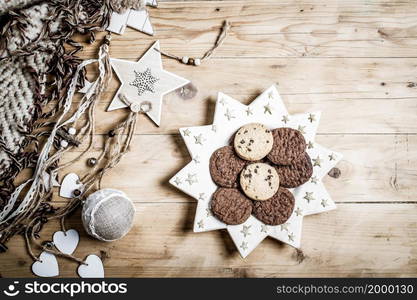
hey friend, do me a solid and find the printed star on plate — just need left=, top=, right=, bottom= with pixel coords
left=108, top=41, right=189, bottom=126
left=169, top=86, right=342, bottom=258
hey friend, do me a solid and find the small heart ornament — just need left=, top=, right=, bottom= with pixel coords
left=32, top=252, right=59, bottom=277
left=60, top=173, right=84, bottom=198
left=78, top=255, right=104, bottom=278
left=53, top=229, right=79, bottom=255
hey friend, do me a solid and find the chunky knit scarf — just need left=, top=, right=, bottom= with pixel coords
left=0, top=0, right=144, bottom=251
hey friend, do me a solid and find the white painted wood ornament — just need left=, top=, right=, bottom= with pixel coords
left=81, top=189, right=135, bottom=242
left=59, top=173, right=84, bottom=198
left=169, top=86, right=343, bottom=258
left=108, top=41, right=189, bottom=126
left=43, top=171, right=60, bottom=192
left=53, top=229, right=80, bottom=255
left=107, top=0, right=158, bottom=35
left=77, top=255, right=105, bottom=278
left=31, top=227, right=106, bottom=278
left=31, top=252, right=59, bottom=277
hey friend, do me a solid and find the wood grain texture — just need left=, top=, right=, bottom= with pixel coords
left=84, top=1, right=417, bottom=58
left=52, top=134, right=415, bottom=204
left=1, top=204, right=417, bottom=277
left=81, top=57, right=417, bottom=134
left=1, top=0, right=417, bottom=277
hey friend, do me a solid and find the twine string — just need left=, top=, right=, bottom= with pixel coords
left=4, top=35, right=114, bottom=265
left=156, top=20, right=231, bottom=66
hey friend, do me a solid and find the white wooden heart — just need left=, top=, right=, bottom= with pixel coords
left=59, top=173, right=84, bottom=198
left=78, top=255, right=104, bottom=278
left=31, top=252, right=59, bottom=277
left=53, top=229, right=79, bottom=255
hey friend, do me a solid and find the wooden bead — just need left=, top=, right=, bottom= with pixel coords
left=130, top=103, right=141, bottom=113
left=87, top=157, right=97, bottom=167
left=42, top=241, right=54, bottom=248
left=60, top=140, right=68, bottom=148
left=140, top=101, right=152, bottom=113
left=68, top=127, right=76, bottom=135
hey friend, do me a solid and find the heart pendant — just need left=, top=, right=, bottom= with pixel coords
left=78, top=255, right=104, bottom=278
left=31, top=252, right=59, bottom=277
left=53, top=229, right=79, bottom=255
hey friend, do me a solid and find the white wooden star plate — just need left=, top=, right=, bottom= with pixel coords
left=169, top=86, right=343, bottom=258
left=108, top=41, right=189, bottom=126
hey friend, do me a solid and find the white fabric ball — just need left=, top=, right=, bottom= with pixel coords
left=81, top=189, right=135, bottom=242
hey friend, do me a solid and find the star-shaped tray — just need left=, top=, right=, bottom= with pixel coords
left=170, top=86, right=342, bottom=257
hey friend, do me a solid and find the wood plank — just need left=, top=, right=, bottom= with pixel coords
left=55, top=134, right=417, bottom=203
left=76, top=57, right=417, bottom=135
left=77, top=1, right=417, bottom=59
left=1, top=203, right=416, bottom=277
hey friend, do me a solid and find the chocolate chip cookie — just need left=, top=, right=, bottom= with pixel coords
left=210, top=188, right=253, bottom=225
left=240, top=163, right=280, bottom=201
left=253, top=187, right=295, bottom=226
left=209, top=146, right=247, bottom=188
left=234, top=123, right=273, bottom=161
left=276, top=153, right=313, bottom=188
left=267, top=128, right=306, bottom=165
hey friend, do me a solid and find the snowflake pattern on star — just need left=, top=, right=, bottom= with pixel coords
left=130, top=68, right=159, bottom=96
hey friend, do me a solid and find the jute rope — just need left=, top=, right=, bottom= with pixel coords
left=0, top=34, right=140, bottom=264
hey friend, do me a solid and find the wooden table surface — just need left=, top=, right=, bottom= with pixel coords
left=1, top=0, right=417, bottom=277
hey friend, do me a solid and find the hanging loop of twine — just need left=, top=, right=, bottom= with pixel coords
left=118, top=93, right=152, bottom=113
left=155, top=20, right=231, bottom=66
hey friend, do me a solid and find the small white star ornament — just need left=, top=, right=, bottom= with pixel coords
left=170, top=86, right=343, bottom=258
left=31, top=252, right=59, bottom=277
left=53, top=229, right=79, bottom=255
left=108, top=41, right=189, bottom=126
left=78, top=255, right=105, bottom=278
left=107, top=0, right=158, bottom=35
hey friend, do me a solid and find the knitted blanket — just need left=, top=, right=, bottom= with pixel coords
left=0, top=1, right=143, bottom=209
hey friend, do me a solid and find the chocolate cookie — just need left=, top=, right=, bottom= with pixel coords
left=267, top=128, right=306, bottom=165
left=234, top=123, right=273, bottom=161
left=276, top=153, right=313, bottom=188
left=240, top=163, right=280, bottom=201
left=210, top=188, right=252, bottom=225
left=253, top=187, right=295, bottom=226
left=209, top=146, right=247, bottom=188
